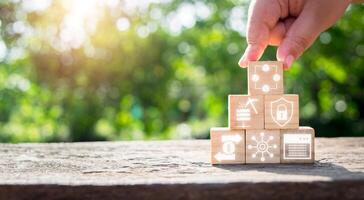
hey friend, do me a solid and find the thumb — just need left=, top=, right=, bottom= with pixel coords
left=276, top=15, right=320, bottom=69
left=277, top=0, right=349, bottom=69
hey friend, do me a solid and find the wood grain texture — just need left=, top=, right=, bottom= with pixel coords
left=281, top=127, right=315, bottom=163
left=265, top=94, right=299, bottom=129
left=210, top=128, right=245, bottom=164
left=229, top=95, right=264, bottom=129
left=248, top=61, right=284, bottom=95
left=0, top=138, right=364, bottom=200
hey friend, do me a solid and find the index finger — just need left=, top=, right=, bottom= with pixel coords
left=239, top=0, right=282, bottom=67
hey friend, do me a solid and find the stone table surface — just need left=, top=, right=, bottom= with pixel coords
left=0, top=138, right=363, bottom=200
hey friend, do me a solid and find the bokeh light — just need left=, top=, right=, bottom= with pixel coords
left=0, top=0, right=363, bottom=143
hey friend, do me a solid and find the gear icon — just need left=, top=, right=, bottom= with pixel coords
left=248, top=132, right=278, bottom=162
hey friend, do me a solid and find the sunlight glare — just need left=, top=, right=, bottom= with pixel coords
left=59, top=0, right=102, bottom=50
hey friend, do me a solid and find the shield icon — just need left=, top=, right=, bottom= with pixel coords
left=270, top=97, right=294, bottom=127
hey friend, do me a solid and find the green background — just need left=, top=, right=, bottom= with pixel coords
left=0, top=0, right=363, bottom=143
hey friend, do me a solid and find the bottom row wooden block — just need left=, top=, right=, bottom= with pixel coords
left=210, top=127, right=315, bottom=164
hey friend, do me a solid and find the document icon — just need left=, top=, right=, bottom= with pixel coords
left=283, top=134, right=312, bottom=160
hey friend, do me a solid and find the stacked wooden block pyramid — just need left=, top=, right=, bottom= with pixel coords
left=210, top=61, right=315, bottom=164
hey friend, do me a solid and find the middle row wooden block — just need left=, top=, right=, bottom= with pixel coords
left=229, top=94, right=299, bottom=129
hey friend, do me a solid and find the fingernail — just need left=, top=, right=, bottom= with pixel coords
left=277, top=53, right=284, bottom=62
left=238, top=53, right=247, bottom=68
left=284, top=55, right=294, bottom=69
left=276, top=45, right=288, bottom=62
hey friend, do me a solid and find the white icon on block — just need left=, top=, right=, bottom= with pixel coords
left=215, top=134, right=242, bottom=162
left=248, top=132, right=277, bottom=162
left=236, top=97, right=258, bottom=128
left=283, top=134, right=312, bottom=160
left=276, top=104, right=288, bottom=121
left=271, top=97, right=293, bottom=127
left=251, top=64, right=281, bottom=93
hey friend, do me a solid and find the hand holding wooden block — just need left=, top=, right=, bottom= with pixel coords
left=248, top=61, right=284, bottom=95
left=210, top=128, right=245, bottom=164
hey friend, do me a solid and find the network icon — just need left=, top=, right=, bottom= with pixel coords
left=247, top=132, right=278, bottom=162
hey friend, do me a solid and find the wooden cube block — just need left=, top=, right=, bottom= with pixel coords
left=210, top=127, right=245, bottom=164
left=265, top=94, right=299, bottom=129
left=229, top=95, right=264, bottom=129
left=246, top=130, right=280, bottom=163
left=281, top=127, right=315, bottom=164
left=248, top=61, right=284, bottom=95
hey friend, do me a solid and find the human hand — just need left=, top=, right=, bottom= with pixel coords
left=239, top=0, right=350, bottom=69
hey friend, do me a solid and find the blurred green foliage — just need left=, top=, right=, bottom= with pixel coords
left=0, top=0, right=363, bottom=143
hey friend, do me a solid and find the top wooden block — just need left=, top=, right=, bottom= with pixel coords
left=248, top=61, right=284, bottom=95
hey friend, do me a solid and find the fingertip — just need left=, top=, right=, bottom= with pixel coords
left=239, top=44, right=266, bottom=68
left=276, top=45, right=288, bottom=63
left=238, top=53, right=247, bottom=68
left=284, top=55, right=294, bottom=70
left=276, top=45, right=294, bottom=69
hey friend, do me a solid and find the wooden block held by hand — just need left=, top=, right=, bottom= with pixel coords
left=210, top=127, right=245, bottom=164
left=248, top=61, right=284, bottom=95
left=265, top=94, right=299, bottom=129
left=281, top=127, right=315, bottom=164
left=246, top=130, right=280, bottom=163
left=229, top=95, right=264, bottom=129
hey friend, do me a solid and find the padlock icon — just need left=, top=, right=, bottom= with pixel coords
left=276, top=104, right=288, bottom=121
